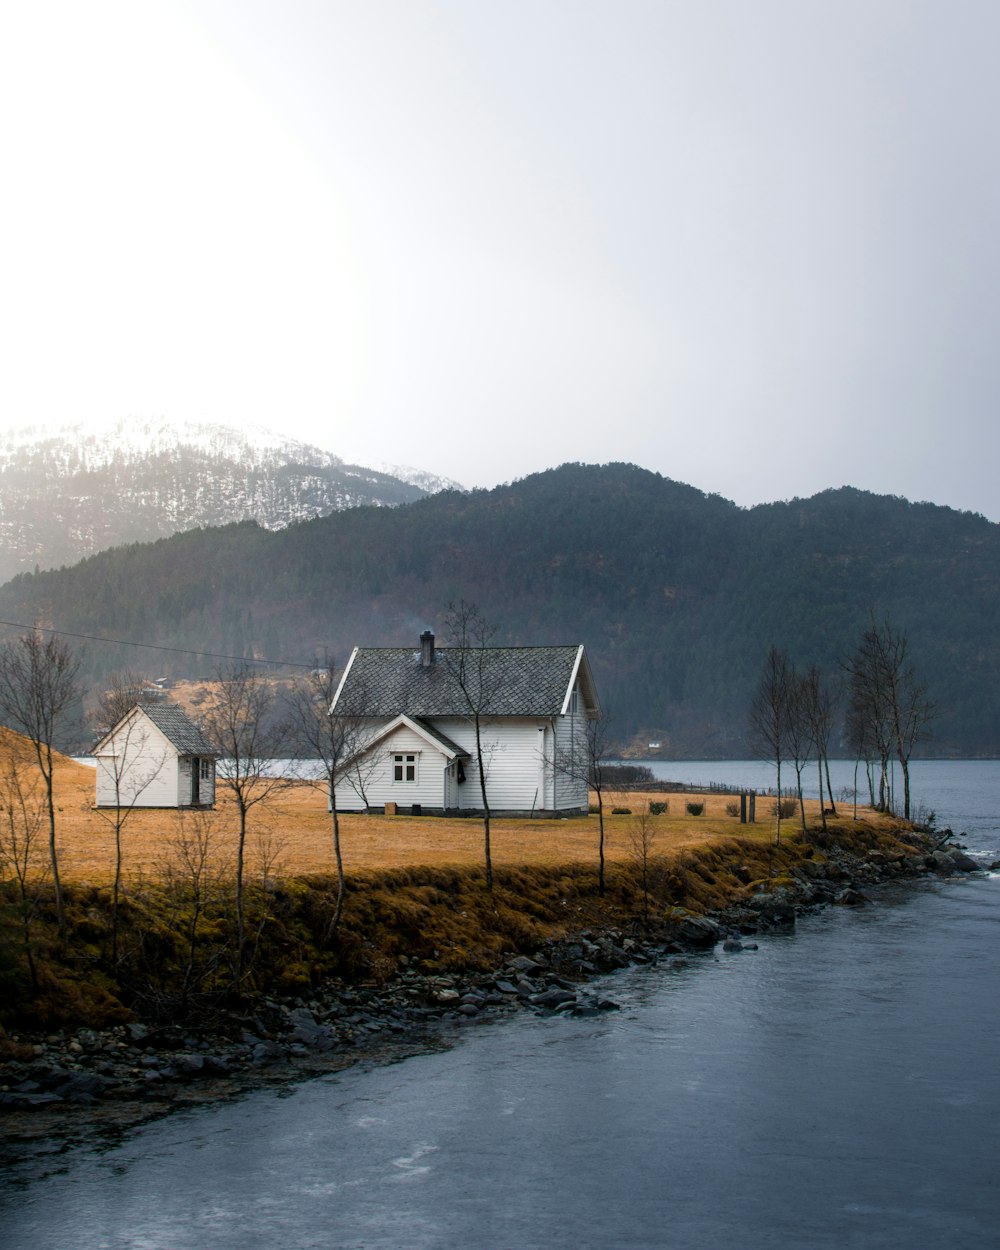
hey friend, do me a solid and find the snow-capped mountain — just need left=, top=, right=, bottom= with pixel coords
left=0, top=418, right=459, bottom=586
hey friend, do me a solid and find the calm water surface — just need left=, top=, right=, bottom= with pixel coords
left=3, top=761, right=999, bottom=1249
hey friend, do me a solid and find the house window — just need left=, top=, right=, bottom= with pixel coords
left=393, top=753, right=417, bottom=783
left=569, top=687, right=579, bottom=714
left=200, top=759, right=213, bottom=780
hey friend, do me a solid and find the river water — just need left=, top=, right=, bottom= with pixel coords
left=3, top=761, right=999, bottom=1249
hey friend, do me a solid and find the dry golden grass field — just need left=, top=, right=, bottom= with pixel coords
left=2, top=738, right=893, bottom=888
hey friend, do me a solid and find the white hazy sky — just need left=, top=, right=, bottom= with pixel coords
left=3, top=1, right=999, bottom=517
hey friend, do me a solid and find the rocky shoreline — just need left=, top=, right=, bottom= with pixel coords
left=0, top=833, right=986, bottom=1148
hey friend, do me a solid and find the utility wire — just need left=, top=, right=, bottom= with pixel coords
left=0, top=618, right=319, bottom=670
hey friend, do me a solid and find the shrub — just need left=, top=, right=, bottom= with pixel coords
left=611, top=807, right=632, bottom=816
left=648, top=800, right=669, bottom=815
left=725, top=801, right=740, bottom=817
left=686, top=801, right=704, bottom=816
left=772, top=797, right=797, bottom=819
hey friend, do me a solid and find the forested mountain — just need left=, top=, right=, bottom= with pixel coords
left=0, top=419, right=458, bottom=585
left=0, top=462, right=996, bottom=756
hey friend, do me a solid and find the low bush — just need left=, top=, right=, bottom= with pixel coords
left=686, top=801, right=704, bottom=816
left=648, top=800, right=669, bottom=815
left=611, top=807, right=632, bottom=815
left=725, top=801, right=740, bottom=817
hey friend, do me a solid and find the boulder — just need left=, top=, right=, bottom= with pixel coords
left=747, top=897, right=796, bottom=927
left=530, top=987, right=577, bottom=1010
left=675, top=915, right=723, bottom=947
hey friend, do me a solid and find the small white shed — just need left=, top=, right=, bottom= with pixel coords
left=94, top=702, right=217, bottom=809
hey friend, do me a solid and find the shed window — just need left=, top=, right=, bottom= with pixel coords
left=393, top=753, right=417, bottom=783
left=200, top=759, right=213, bottom=780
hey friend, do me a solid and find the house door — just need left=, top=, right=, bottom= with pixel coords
left=191, top=758, right=201, bottom=805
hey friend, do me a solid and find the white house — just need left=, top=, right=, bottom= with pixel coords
left=329, top=631, right=600, bottom=816
left=94, top=702, right=217, bottom=809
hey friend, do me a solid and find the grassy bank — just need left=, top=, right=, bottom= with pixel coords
left=1, top=796, right=920, bottom=1037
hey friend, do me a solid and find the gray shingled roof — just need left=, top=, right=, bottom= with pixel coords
left=141, top=702, right=216, bottom=756
left=334, top=645, right=595, bottom=718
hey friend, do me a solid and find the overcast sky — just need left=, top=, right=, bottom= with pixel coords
left=3, top=1, right=999, bottom=518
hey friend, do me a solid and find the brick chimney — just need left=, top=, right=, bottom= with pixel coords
left=420, top=629, right=435, bottom=667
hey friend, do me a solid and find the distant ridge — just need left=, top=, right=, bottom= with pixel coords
left=0, top=418, right=459, bottom=584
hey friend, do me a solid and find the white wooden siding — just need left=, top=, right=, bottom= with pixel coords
left=332, top=703, right=591, bottom=813
left=95, top=715, right=179, bottom=808
left=553, top=693, right=590, bottom=810
left=95, top=709, right=216, bottom=808
left=421, top=716, right=585, bottom=813
left=334, top=723, right=450, bottom=811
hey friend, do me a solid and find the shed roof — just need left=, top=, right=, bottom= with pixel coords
left=138, top=702, right=216, bottom=756
left=332, top=644, right=599, bottom=719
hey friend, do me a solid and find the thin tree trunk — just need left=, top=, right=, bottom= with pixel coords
left=817, top=757, right=827, bottom=833
left=597, top=797, right=606, bottom=896
left=325, top=798, right=345, bottom=940
left=899, top=754, right=911, bottom=821
left=235, top=806, right=247, bottom=979
left=823, top=755, right=837, bottom=817
left=474, top=718, right=493, bottom=890
left=43, top=758, right=64, bottom=932
left=112, top=818, right=123, bottom=964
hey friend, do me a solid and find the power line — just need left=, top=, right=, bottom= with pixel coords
left=0, top=618, right=319, bottom=670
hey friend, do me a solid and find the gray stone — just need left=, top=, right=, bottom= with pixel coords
left=507, top=955, right=544, bottom=975
left=173, top=1053, right=206, bottom=1076
left=530, top=987, right=577, bottom=1010
left=52, top=1071, right=115, bottom=1099
left=251, top=1041, right=285, bottom=1066
left=675, top=915, right=724, bottom=946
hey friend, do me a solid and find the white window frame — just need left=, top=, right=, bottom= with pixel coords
left=392, top=752, right=419, bottom=784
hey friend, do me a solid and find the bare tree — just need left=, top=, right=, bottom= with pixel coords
left=845, top=621, right=895, bottom=811
left=288, top=657, right=371, bottom=935
left=198, top=662, right=293, bottom=977
left=749, top=646, right=793, bottom=845
left=90, top=674, right=169, bottom=963
left=845, top=680, right=878, bottom=813
left=783, top=669, right=814, bottom=835
left=554, top=713, right=614, bottom=896
left=845, top=615, right=935, bottom=820
left=0, top=632, right=80, bottom=930
left=92, top=670, right=153, bottom=732
left=444, top=601, right=501, bottom=890
left=160, top=809, right=232, bottom=1017
left=799, top=666, right=838, bottom=832
left=0, top=748, right=48, bottom=990
left=628, top=810, right=657, bottom=928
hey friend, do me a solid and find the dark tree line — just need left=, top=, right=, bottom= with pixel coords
left=1, top=463, right=995, bottom=757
